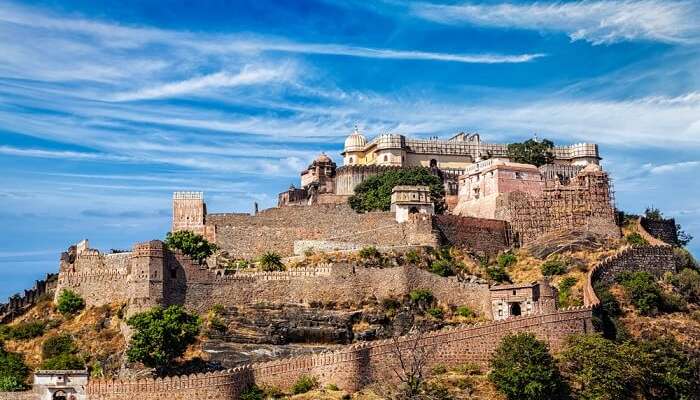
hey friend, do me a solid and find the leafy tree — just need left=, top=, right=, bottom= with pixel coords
left=540, top=258, right=567, bottom=276
left=239, top=385, right=265, bottom=400
left=616, top=272, right=662, bottom=315
left=506, top=139, right=555, bottom=167
left=348, top=167, right=446, bottom=213
left=0, top=343, right=29, bottom=391
left=560, top=334, right=637, bottom=400
left=455, top=306, right=475, bottom=318
left=557, top=277, right=581, bottom=308
left=358, top=246, right=380, bottom=259
left=636, top=336, right=698, bottom=400
left=126, top=305, right=201, bottom=369
left=258, top=251, right=285, bottom=271
left=164, top=230, right=218, bottom=264
left=670, top=268, right=700, bottom=303
left=625, top=232, right=648, bottom=246
left=486, top=266, right=511, bottom=283
left=405, top=249, right=421, bottom=264
left=426, top=307, right=444, bottom=319
left=489, top=333, right=563, bottom=400
left=429, top=259, right=454, bottom=277
left=57, top=289, right=85, bottom=316
left=644, top=207, right=663, bottom=221
left=409, top=289, right=434, bottom=304
left=644, top=207, right=693, bottom=246
left=498, top=252, right=517, bottom=269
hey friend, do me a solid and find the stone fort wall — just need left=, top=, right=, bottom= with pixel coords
left=640, top=217, right=678, bottom=246
left=433, top=215, right=511, bottom=256
left=208, top=205, right=439, bottom=260
left=86, top=307, right=592, bottom=400
left=0, top=273, right=57, bottom=324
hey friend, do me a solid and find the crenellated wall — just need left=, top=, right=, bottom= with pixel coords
left=0, top=273, right=57, bottom=324
left=86, top=307, right=592, bottom=399
left=639, top=217, right=678, bottom=246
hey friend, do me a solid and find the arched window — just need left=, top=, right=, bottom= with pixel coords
left=53, top=391, right=67, bottom=400
left=348, top=157, right=353, bottom=164
left=383, top=155, right=388, bottom=162
left=509, top=302, right=521, bottom=316
left=409, top=207, right=419, bottom=214
left=429, top=159, right=438, bottom=168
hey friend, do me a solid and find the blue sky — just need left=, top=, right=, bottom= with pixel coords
left=1, top=0, right=699, bottom=299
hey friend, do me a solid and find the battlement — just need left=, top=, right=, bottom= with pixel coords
left=173, top=191, right=203, bottom=200
left=132, top=240, right=165, bottom=258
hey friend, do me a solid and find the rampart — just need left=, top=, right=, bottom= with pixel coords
left=209, top=204, right=439, bottom=260
left=0, top=273, right=57, bottom=324
left=640, top=217, right=678, bottom=246
left=86, top=307, right=592, bottom=399
left=433, top=215, right=512, bottom=256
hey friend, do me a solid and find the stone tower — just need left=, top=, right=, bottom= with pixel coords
left=127, top=241, right=165, bottom=315
left=172, top=191, right=206, bottom=233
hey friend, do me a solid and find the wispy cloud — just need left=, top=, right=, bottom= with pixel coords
left=643, top=161, right=700, bottom=174
left=411, top=0, right=700, bottom=45
left=0, top=145, right=132, bottom=162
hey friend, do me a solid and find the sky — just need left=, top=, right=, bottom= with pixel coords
left=1, top=0, right=699, bottom=300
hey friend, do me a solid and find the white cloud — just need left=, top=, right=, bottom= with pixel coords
left=411, top=0, right=700, bottom=45
left=643, top=161, right=700, bottom=174
left=0, top=145, right=132, bottom=162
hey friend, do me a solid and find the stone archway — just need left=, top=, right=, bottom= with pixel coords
left=509, top=302, right=521, bottom=317
left=53, top=391, right=67, bottom=400
left=409, top=206, right=419, bottom=214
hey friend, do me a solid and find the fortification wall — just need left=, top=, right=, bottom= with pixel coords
left=434, top=215, right=511, bottom=256
left=210, top=205, right=437, bottom=259
left=55, top=251, right=132, bottom=307
left=0, top=273, right=57, bottom=324
left=334, top=165, right=402, bottom=196
left=162, top=253, right=491, bottom=314
left=87, top=308, right=592, bottom=399
left=640, top=217, right=678, bottom=245
left=0, top=391, right=39, bottom=400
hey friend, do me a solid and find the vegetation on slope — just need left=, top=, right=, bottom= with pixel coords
left=348, top=167, right=446, bottom=213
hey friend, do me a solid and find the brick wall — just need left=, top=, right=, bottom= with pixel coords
left=640, top=217, right=678, bottom=246
left=210, top=205, right=438, bottom=259
left=87, top=308, right=592, bottom=399
left=434, top=215, right=511, bottom=256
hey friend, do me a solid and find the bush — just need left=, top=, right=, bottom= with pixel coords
left=409, top=289, right=434, bottom=304
left=540, top=258, right=567, bottom=276
left=258, top=251, right=284, bottom=272
left=616, top=271, right=662, bottom=315
left=506, top=139, right=555, bottom=167
left=292, top=375, right=319, bottom=394
left=239, top=385, right=264, bottom=400
left=57, top=289, right=85, bottom=316
left=625, top=232, right=648, bottom=246
left=557, top=277, right=581, bottom=308
left=126, top=305, right=201, bottom=369
left=405, top=249, right=421, bottom=264
left=486, top=266, right=511, bottom=283
left=497, top=252, right=517, bottom=269
left=636, top=336, right=698, bottom=399
left=42, top=335, right=76, bottom=359
left=431, top=364, right=448, bottom=374
left=456, top=306, right=476, bottom=318
left=430, top=259, right=454, bottom=277
left=358, top=246, right=380, bottom=259
left=164, top=230, right=218, bottom=264
left=0, top=345, right=29, bottom=391
left=427, top=307, right=444, bottom=319
left=7, top=321, right=45, bottom=340
left=489, top=333, right=563, bottom=400
left=560, top=334, right=637, bottom=400
left=381, top=297, right=401, bottom=310
left=348, top=167, right=446, bottom=213
left=670, top=268, right=700, bottom=303
left=41, top=353, right=85, bottom=370
left=673, top=248, right=697, bottom=271
left=325, top=383, right=339, bottom=391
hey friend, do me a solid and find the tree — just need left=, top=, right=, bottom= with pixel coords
left=126, top=305, right=201, bottom=369
left=488, top=333, right=563, bottom=400
left=559, top=334, right=637, bottom=400
left=164, top=230, right=218, bottom=264
left=636, top=336, right=698, bottom=400
left=506, top=139, right=555, bottom=167
left=348, top=167, right=446, bottom=213
left=57, top=289, right=85, bottom=316
left=0, top=343, right=29, bottom=391
left=258, top=251, right=285, bottom=271
left=616, top=272, right=662, bottom=315
left=644, top=207, right=663, bottom=221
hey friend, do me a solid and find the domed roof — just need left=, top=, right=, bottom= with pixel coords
left=344, top=128, right=367, bottom=151
left=315, top=152, right=332, bottom=163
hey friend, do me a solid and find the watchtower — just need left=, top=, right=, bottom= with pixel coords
left=391, top=185, right=434, bottom=223
left=172, top=191, right=206, bottom=233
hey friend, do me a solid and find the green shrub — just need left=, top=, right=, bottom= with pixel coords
left=557, top=277, right=582, bottom=308
left=325, top=383, right=340, bottom=391
left=507, top=139, right=555, bottom=167
left=57, top=289, right=85, bottom=316
left=7, top=321, right=45, bottom=340
left=239, top=385, right=264, bottom=400
left=670, top=268, right=700, bottom=303
left=616, top=271, right=662, bottom=315
left=429, top=259, right=454, bottom=277
left=625, top=232, right=648, bottom=246
left=453, top=362, right=481, bottom=375
left=455, top=306, right=476, bottom=318
left=497, top=252, right=517, bottom=269
left=540, top=258, right=567, bottom=276
left=489, top=332, right=563, bottom=400
left=258, top=251, right=284, bottom=272
left=292, top=375, right=318, bottom=394
left=381, top=297, right=401, bottom=310
left=636, top=336, right=698, bottom=399
left=0, top=345, right=29, bottom=391
left=358, top=246, right=380, bottom=259
left=486, top=266, right=511, bottom=283
left=42, top=335, right=76, bottom=359
left=164, top=230, right=218, bottom=263
left=431, top=364, right=448, bottom=375
left=126, top=305, right=201, bottom=368
left=422, top=381, right=453, bottom=400
left=427, top=307, right=444, bottom=319
left=409, top=289, right=434, bottom=304
left=405, top=249, right=421, bottom=264
left=41, top=353, right=85, bottom=370
left=560, top=334, right=637, bottom=400
left=348, top=167, right=446, bottom=213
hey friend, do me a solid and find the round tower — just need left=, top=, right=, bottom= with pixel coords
left=342, top=127, right=367, bottom=165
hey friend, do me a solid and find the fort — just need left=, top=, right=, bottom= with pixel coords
left=0, top=130, right=685, bottom=400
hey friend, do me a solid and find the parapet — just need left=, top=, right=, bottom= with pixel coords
left=173, top=191, right=203, bottom=200
left=132, top=240, right=165, bottom=258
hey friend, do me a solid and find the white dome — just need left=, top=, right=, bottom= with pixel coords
left=344, top=130, right=367, bottom=151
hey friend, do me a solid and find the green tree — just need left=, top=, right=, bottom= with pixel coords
left=560, top=334, right=637, bottom=400
left=616, top=272, right=662, bottom=315
left=670, top=268, right=700, bottom=303
left=506, top=139, right=555, bottom=167
left=0, top=343, right=29, bottom=391
left=57, top=289, right=85, bottom=316
left=489, top=333, right=563, bottom=400
left=540, top=258, right=567, bottom=276
left=636, top=336, right=698, bottom=400
left=164, top=230, right=218, bottom=264
left=644, top=207, right=663, bottom=221
left=41, top=353, right=85, bottom=370
left=348, top=167, right=446, bottom=213
left=258, top=251, right=285, bottom=271
left=126, top=305, right=201, bottom=369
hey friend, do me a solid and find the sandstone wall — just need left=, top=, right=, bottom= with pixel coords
left=87, top=308, right=592, bottom=399
left=55, top=252, right=131, bottom=307
left=640, top=217, right=678, bottom=246
left=210, top=205, right=437, bottom=259
left=0, top=273, right=57, bottom=324
left=0, top=392, right=39, bottom=400
left=434, top=215, right=511, bottom=256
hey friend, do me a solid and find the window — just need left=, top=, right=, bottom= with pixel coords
left=515, top=172, right=523, bottom=179
left=512, top=290, right=517, bottom=295
left=348, top=157, right=353, bottom=164
left=384, top=155, right=388, bottom=162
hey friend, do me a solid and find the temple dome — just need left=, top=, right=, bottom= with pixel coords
left=344, top=129, right=367, bottom=152
left=315, top=153, right=332, bottom=163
